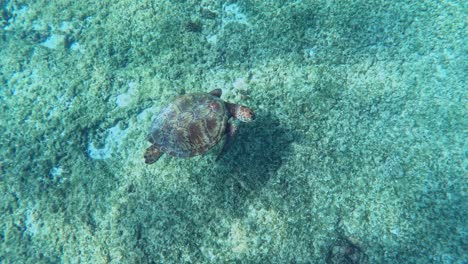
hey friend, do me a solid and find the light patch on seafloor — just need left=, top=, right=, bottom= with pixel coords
left=230, top=77, right=249, bottom=100
left=49, top=166, right=64, bottom=182
left=303, top=47, right=317, bottom=60
left=246, top=205, right=285, bottom=246
left=60, top=21, right=73, bottom=32
left=222, top=3, right=249, bottom=26
left=207, top=3, right=250, bottom=44
left=41, top=34, right=65, bottom=49
left=217, top=205, right=285, bottom=256
left=199, top=246, right=216, bottom=262
left=228, top=220, right=249, bottom=254
left=25, top=205, right=39, bottom=236
left=70, top=42, right=83, bottom=53
left=87, top=124, right=129, bottom=159
left=233, top=77, right=248, bottom=91
left=3, top=5, right=30, bottom=31
left=247, top=205, right=281, bottom=227
left=116, top=81, right=139, bottom=108
left=206, top=34, right=218, bottom=45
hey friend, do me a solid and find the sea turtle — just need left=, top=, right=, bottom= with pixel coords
left=144, top=89, right=255, bottom=164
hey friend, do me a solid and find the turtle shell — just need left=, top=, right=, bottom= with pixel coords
left=147, top=93, right=228, bottom=157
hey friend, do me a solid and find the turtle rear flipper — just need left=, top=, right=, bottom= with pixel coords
left=209, top=89, right=222, bottom=97
left=144, top=145, right=163, bottom=164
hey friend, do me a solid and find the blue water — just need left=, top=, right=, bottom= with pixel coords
left=0, top=1, right=465, bottom=263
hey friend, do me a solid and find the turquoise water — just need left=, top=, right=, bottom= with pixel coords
left=0, top=1, right=466, bottom=263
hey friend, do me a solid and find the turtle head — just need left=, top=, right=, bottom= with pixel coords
left=228, top=103, right=255, bottom=122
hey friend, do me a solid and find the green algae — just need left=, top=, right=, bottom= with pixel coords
left=1, top=0, right=466, bottom=263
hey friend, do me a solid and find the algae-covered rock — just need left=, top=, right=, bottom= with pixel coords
left=0, top=0, right=465, bottom=263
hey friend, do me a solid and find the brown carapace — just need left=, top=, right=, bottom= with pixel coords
left=144, top=89, right=254, bottom=164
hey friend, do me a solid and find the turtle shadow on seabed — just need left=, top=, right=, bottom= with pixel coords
left=209, top=112, right=297, bottom=215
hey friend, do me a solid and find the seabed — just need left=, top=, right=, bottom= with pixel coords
left=0, top=1, right=465, bottom=263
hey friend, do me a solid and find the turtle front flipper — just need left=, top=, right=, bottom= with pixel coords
left=216, top=122, right=238, bottom=161
left=209, top=89, right=222, bottom=97
left=144, top=145, right=163, bottom=164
